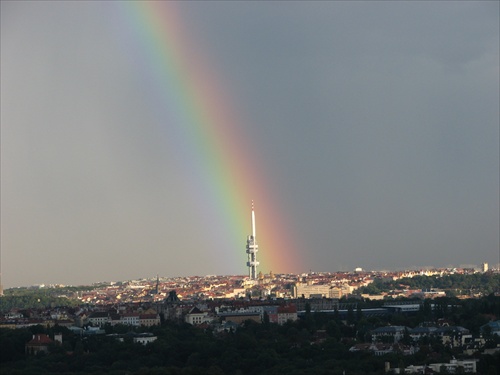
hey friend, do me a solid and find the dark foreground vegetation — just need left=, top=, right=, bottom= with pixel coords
left=0, top=285, right=96, bottom=312
left=1, top=294, right=500, bottom=375
left=358, top=273, right=500, bottom=297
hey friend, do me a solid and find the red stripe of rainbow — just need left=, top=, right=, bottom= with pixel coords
left=119, top=1, right=303, bottom=275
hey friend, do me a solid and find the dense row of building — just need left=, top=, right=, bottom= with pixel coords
left=26, top=266, right=487, bottom=307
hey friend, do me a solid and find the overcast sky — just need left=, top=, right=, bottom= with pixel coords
left=1, top=1, right=498, bottom=288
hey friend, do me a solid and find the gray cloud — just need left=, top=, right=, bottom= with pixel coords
left=1, top=1, right=498, bottom=287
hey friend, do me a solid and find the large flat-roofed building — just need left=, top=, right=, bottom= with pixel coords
left=276, top=305, right=298, bottom=325
left=293, top=283, right=341, bottom=299
left=428, top=359, right=476, bottom=373
left=384, top=304, right=421, bottom=313
left=185, top=307, right=210, bottom=325
left=371, top=326, right=408, bottom=343
left=88, top=312, right=109, bottom=327
left=218, top=312, right=261, bottom=324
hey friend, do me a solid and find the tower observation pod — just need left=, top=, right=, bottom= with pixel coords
left=246, top=201, right=259, bottom=280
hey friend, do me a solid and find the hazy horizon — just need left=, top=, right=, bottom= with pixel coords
left=5, top=262, right=498, bottom=290
left=1, top=1, right=499, bottom=289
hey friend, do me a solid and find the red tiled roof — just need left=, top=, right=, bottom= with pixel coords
left=278, top=305, right=297, bottom=313
left=139, top=314, right=158, bottom=319
left=27, top=334, right=53, bottom=346
left=121, top=313, right=139, bottom=317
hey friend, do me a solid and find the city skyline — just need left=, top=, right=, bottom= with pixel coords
left=2, top=262, right=499, bottom=290
left=1, top=1, right=499, bottom=288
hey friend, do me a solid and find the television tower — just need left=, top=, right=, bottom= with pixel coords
left=246, top=201, right=259, bottom=280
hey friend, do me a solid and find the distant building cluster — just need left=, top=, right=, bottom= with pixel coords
left=87, top=310, right=160, bottom=327
left=385, top=359, right=478, bottom=374
left=24, top=331, right=158, bottom=355
left=17, top=265, right=486, bottom=307
left=1, top=200, right=497, bottom=371
left=0, top=297, right=300, bottom=340
left=2, top=264, right=494, bottom=311
left=5, top=294, right=499, bottom=370
left=1, top=266, right=499, bottom=374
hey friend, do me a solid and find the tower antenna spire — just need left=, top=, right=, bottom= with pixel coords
left=251, top=200, right=256, bottom=238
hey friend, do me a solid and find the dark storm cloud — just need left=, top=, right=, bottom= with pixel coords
left=180, top=1, right=499, bottom=270
left=1, top=1, right=498, bottom=287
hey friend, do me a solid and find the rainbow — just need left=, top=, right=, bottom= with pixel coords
left=117, top=1, right=303, bottom=275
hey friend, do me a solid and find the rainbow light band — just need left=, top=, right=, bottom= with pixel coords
left=118, top=1, right=303, bottom=274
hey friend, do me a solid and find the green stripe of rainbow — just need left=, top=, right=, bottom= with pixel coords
left=119, top=1, right=303, bottom=275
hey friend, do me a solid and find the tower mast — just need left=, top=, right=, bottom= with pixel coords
left=252, top=201, right=256, bottom=238
left=246, top=201, right=259, bottom=280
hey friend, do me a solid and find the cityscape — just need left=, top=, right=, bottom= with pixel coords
left=2, top=264, right=497, bottom=305
left=0, top=201, right=498, bottom=374
left=2, top=0, right=498, bottom=291
left=0, top=156, right=499, bottom=374
left=1, top=261, right=499, bottom=374
left=1, top=1, right=499, bottom=374
left=1, top=203, right=497, bottom=301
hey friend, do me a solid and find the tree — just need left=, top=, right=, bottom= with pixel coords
left=356, top=305, right=363, bottom=322
left=347, top=305, right=355, bottom=326
left=333, top=306, right=340, bottom=323
left=304, top=303, right=315, bottom=331
left=400, top=327, right=412, bottom=345
left=263, top=311, right=270, bottom=326
left=326, top=321, right=341, bottom=340
left=398, top=359, right=405, bottom=374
